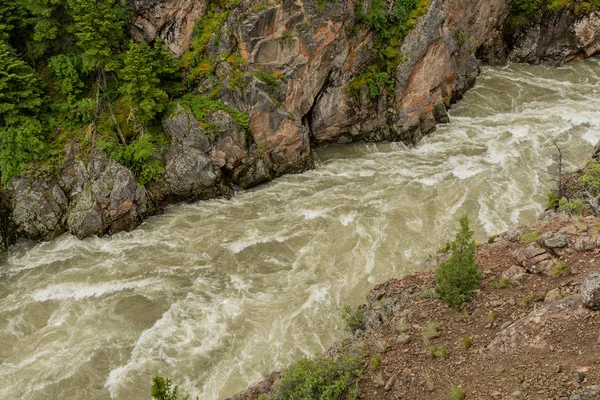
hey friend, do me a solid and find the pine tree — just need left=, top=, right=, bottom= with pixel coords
left=435, top=215, right=482, bottom=307
left=0, top=41, right=44, bottom=125
left=0, top=41, right=45, bottom=183
left=119, top=39, right=177, bottom=129
left=26, top=0, right=74, bottom=60
left=68, top=0, right=128, bottom=78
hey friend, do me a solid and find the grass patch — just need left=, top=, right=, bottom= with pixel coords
left=489, top=278, right=511, bottom=289
left=520, top=231, right=540, bottom=244
left=426, top=345, right=448, bottom=358
left=369, top=354, right=381, bottom=370
left=461, top=336, right=473, bottom=349
left=521, top=291, right=544, bottom=307
left=450, top=386, right=466, bottom=400
left=396, top=317, right=409, bottom=333
left=421, top=321, right=441, bottom=342
left=168, top=93, right=250, bottom=132
left=551, top=261, right=569, bottom=277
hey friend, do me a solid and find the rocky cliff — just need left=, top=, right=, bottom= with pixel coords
left=3, top=0, right=600, bottom=248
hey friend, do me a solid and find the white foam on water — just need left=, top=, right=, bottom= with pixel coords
left=31, top=279, right=158, bottom=302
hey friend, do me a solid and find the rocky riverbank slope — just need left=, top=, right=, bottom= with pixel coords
left=2, top=0, right=600, bottom=251
left=229, top=211, right=600, bottom=400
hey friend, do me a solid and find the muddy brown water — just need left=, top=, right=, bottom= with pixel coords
left=2, top=60, right=600, bottom=399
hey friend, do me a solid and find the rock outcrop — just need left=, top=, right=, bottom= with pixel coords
left=4, top=0, right=600, bottom=249
left=0, top=187, right=15, bottom=254
left=505, top=10, right=600, bottom=66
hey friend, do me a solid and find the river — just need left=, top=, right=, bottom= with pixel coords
left=1, top=59, right=600, bottom=400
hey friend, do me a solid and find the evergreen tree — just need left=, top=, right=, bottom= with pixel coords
left=49, top=54, right=84, bottom=101
left=0, top=118, right=44, bottom=183
left=0, top=41, right=45, bottom=183
left=68, top=0, right=128, bottom=78
left=119, top=39, right=177, bottom=128
left=26, top=0, right=74, bottom=60
left=0, top=41, right=44, bottom=125
left=435, top=215, right=482, bottom=307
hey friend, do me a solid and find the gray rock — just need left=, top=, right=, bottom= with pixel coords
left=581, top=274, right=600, bottom=310
left=570, top=386, right=600, bottom=400
left=542, top=233, right=569, bottom=248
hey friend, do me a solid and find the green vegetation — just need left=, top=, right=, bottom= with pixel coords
left=421, top=321, right=441, bottom=341
left=170, top=94, right=250, bottom=133
left=546, top=190, right=560, bottom=209
left=489, top=278, right=511, bottom=289
left=341, top=305, right=365, bottom=333
left=265, top=352, right=362, bottom=400
left=579, top=159, right=600, bottom=215
left=151, top=376, right=191, bottom=400
left=509, top=0, right=600, bottom=27
left=461, top=336, right=473, bottom=349
left=551, top=261, right=569, bottom=277
left=559, top=198, right=585, bottom=215
left=435, top=215, right=482, bottom=308
left=521, top=291, right=544, bottom=307
left=0, top=0, right=252, bottom=186
left=450, top=386, right=466, bottom=400
left=369, top=354, right=382, bottom=370
left=349, top=0, right=429, bottom=100
left=520, top=231, right=540, bottom=244
left=426, top=345, right=448, bottom=358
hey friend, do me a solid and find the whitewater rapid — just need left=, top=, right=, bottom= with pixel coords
left=1, top=59, right=600, bottom=399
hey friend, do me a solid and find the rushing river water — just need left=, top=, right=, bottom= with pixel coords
left=2, top=59, right=600, bottom=400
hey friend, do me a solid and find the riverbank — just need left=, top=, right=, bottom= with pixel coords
left=229, top=211, right=600, bottom=399
left=3, top=0, right=600, bottom=254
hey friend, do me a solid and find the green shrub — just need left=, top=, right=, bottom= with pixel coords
left=546, top=190, right=560, bottom=209
left=150, top=376, right=191, bottom=400
left=435, top=215, right=481, bottom=307
left=520, top=231, right=540, bottom=244
left=461, top=336, right=473, bottom=349
left=102, top=133, right=166, bottom=186
left=369, top=354, right=381, bottom=370
left=449, top=386, right=466, bottom=400
left=559, top=198, right=585, bottom=215
left=341, top=305, right=365, bottom=333
left=579, top=159, right=600, bottom=215
left=267, top=352, right=362, bottom=400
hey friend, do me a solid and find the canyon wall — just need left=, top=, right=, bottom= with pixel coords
left=3, top=0, right=600, bottom=247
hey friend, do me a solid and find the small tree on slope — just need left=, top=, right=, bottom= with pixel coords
left=435, top=215, right=481, bottom=308
left=579, top=159, right=600, bottom=216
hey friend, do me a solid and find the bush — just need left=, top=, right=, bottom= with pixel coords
left=546, top=190, right=560, bottom=209
left=341, top=305, right=365, bottom=333
left=150, top=376, right=191, bottom=400
left=267, top=352, right=362, bottom=400
left=435, top=215, right=481, bottom=307
left=559, top=198, right=585, bottom=215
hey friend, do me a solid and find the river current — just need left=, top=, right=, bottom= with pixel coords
left=2, top=60, right=600, bottom=399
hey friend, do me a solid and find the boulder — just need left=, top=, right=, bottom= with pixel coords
left=541, top=232, right=570, bottom=249
left=580, top=274, right=600, bottom=310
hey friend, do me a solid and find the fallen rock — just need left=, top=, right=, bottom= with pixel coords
left=580, top=274, right=600, bottom=310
